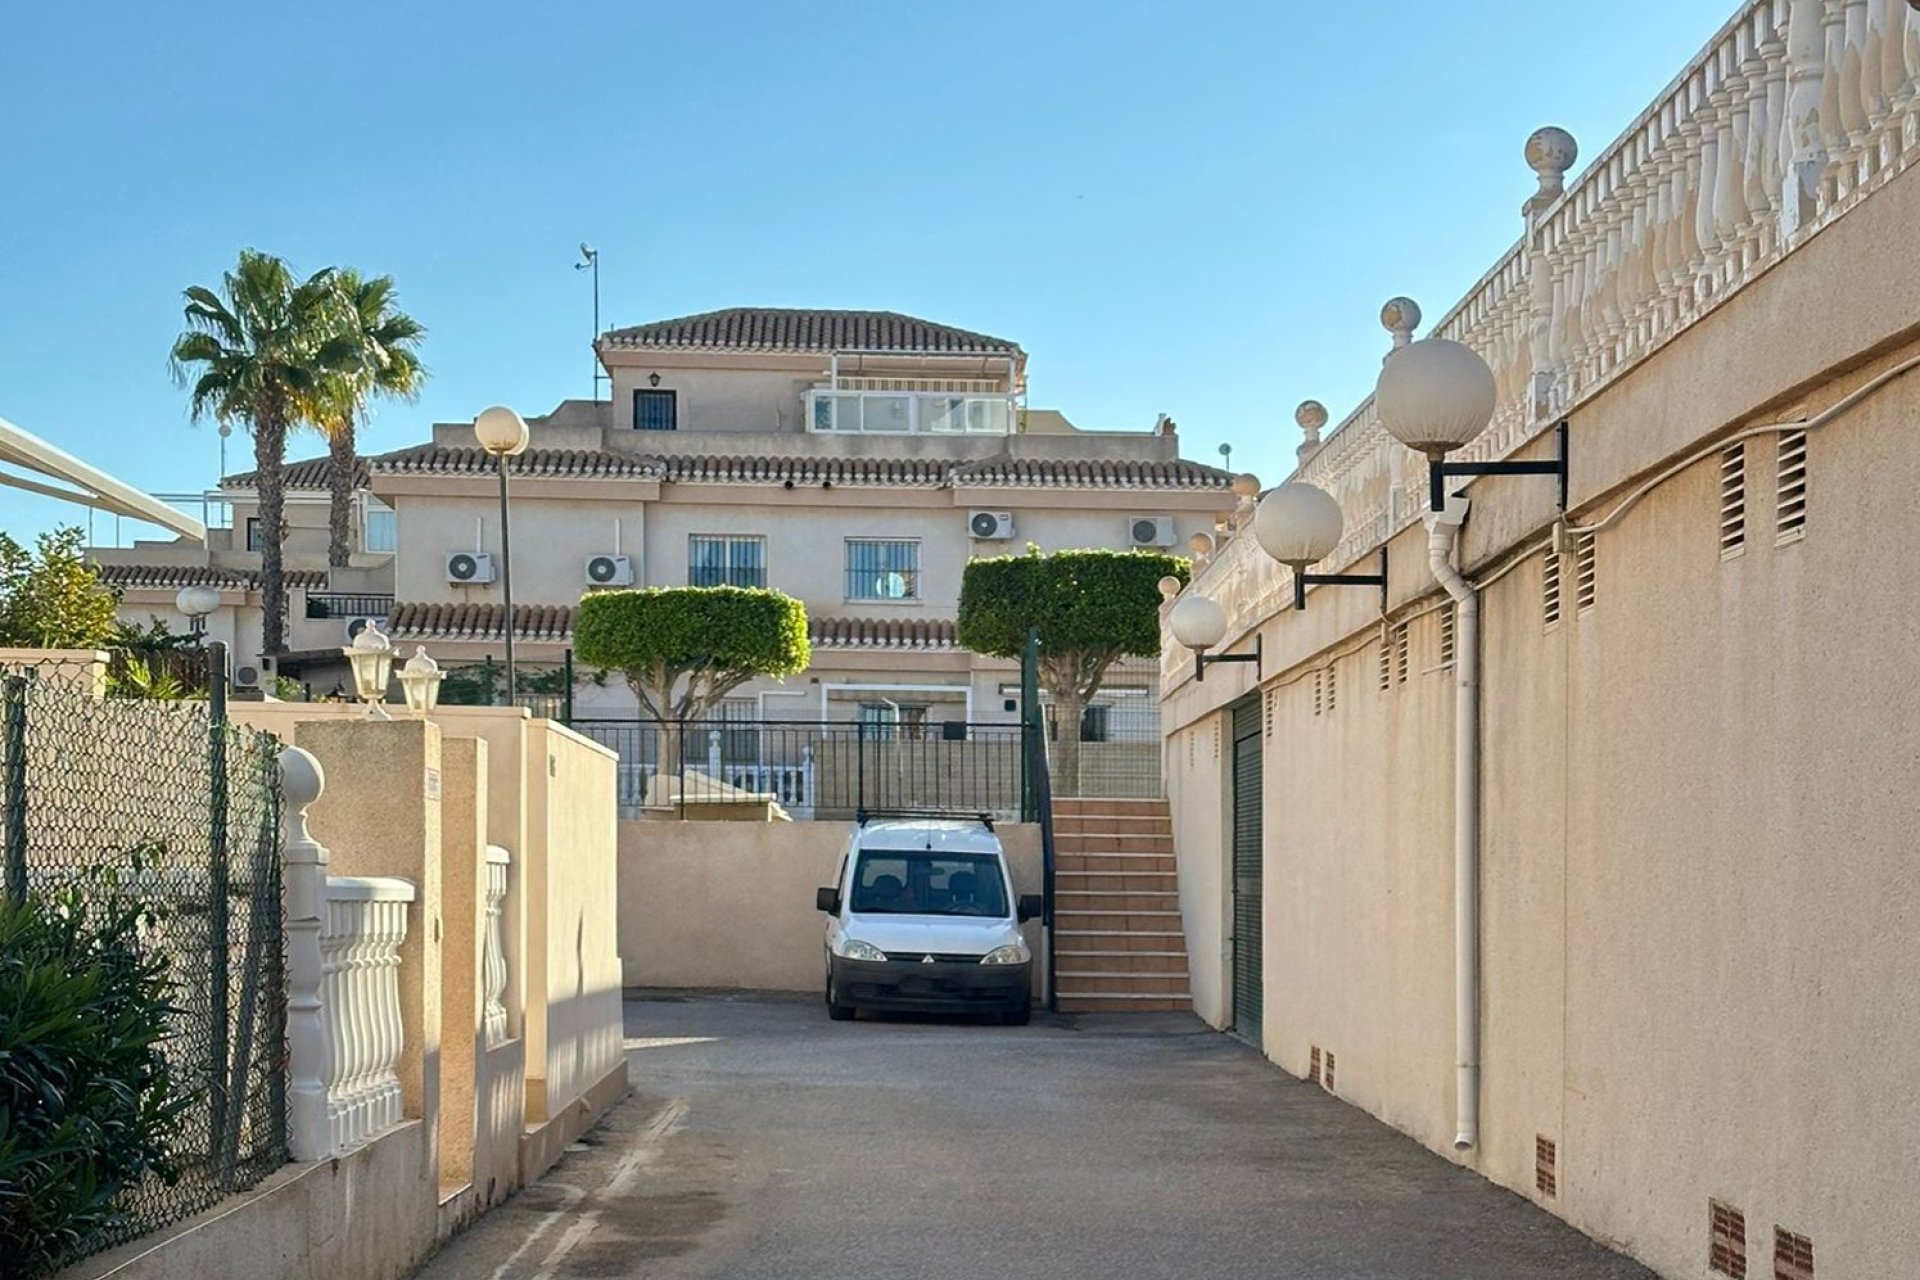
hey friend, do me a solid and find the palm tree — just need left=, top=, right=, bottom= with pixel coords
left=320, top=272, right=426, bottom=568
left=170, top=250, right=354, bottom=655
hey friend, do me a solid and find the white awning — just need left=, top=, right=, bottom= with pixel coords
left=0, top=415, right=205, bottom=542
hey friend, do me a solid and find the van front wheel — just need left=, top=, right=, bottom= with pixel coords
left=826, top=969, right=856, bottom=1021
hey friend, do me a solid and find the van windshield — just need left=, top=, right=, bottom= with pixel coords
left=849, top=851, right=1009, bottom=917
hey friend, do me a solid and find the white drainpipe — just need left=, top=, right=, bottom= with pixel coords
left=1426, top=500, right=1479, bottom=1150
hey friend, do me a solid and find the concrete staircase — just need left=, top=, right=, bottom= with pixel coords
left=1051, top=798, right=1191, bottom=1013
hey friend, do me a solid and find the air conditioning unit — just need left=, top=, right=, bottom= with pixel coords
left=584, top=554, right=633, bottom=587
left=969, top=510, right=1016, bottom=540
left=234, top=654, right=277, bottom=692
left=1129, top=515, right=1176, bottom=548
left=447, top=551, right=496, bottom=585
left=344, top=617, right=379, bottom=643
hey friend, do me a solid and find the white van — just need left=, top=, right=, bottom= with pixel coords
left=815, top=815, right=1042, bottom=1025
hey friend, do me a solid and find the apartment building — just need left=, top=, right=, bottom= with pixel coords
left=98, top=308, right=1233, bottom=717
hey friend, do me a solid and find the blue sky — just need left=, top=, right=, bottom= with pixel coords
left=1, top=1, right=1733, bottom=545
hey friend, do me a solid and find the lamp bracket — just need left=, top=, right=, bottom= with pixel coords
left=1294, top=546, right=1389, bottom=613
left=1429, top=419, right=1569, bottom=512
left=1193, top=633, right=1262, bottom=684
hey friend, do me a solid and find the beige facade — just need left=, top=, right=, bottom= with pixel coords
left=1158, top=16, right=1920, bottom=1278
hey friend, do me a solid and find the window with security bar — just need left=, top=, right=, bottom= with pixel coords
left=845, top=539, right=920, bottom=601
left=633, top=388, right=677, bottom=431
left=689, top=535, right=767, bottom=588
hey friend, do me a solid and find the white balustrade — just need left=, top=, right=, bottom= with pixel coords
left=1178, top=0, right=1920, bottom=653
left=483, top=845, right=510, bottom=1048
left=319, top=876, right=415, bottom=1153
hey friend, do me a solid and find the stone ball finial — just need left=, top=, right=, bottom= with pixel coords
left=1295, top=400, right=1329, bottom=437
left=1525, top=126, right=1579, bottom=179
left=1157, top=575, right=1183, bottom=600
left=1231, top=473, right=1262, bottom=500
left=1188, top=532, right=1215, bottom=557
left=279, top=745, right=325, bottom=811
left=1380, top=297, right=1423, bottom=345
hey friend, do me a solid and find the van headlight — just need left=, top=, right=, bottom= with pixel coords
left=834, top=938, right=887, bottom=963
left=980, top=943, right=1030, bottom=966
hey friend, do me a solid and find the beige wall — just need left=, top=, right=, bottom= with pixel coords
left=618, top=820, right=1045, bottom=995
left=610, top=363, right=818, bottom=434
left=1160, top=162, right=1920, bottom=1278
left=1165, top=713, right=1228, bottom=1027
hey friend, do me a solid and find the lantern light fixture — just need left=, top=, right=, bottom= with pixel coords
left=398, top=646, right=445, bottom=716
left=1169, top=593, right=1260, bottom=683
left=343, top=623, right=396, bottom=720
left=1372, top=303, right=1569, bottom=513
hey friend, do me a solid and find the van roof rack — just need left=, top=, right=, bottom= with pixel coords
left=854, top=807, right=995, bottom=832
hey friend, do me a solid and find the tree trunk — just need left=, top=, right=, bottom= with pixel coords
left=254, top=406, right=288, bottom=656
left=327, top=415, right=356, bottom=569
left=1054, top=687, right=1086, bottom=798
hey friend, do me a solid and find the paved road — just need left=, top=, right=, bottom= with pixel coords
left=418, top=994, right=1653, bottom=1280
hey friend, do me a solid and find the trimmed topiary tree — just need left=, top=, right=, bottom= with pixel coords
left=958, top=546, right=1187, bottom=795
left=575, top=586, right=810, bottom=775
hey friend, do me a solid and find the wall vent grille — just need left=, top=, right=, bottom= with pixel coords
left=1710, top=1201, right=1748, bottom=1279
left=1776, top=430, right=1808, bottom=542
left=1720, top=443, right=1747, bottom=558
left=1325, top=663, right=1337, bottom=713
left=1212, top=721, right=1221, bottom=761
left=1312, top=670, right=1324, bottom=717
left=1543, top=551, right=1562, bottom=630
left=1264, top=687, right=1278, bottom=738
left=1439, top=604, right=1457, bottom=667
left=1773, top=1228, right=1813, bottom=1280
left=1535, top=1136, right=1557, bottom=1196
left=1393, top=623, right=1410, bottom=684
left=1378, top=635, right=1392, bottom=690
left=1309, top=1045, right=1322, bottom=1084
left=1322, top=1051, right=1336, bottom=1093
left=1574, top=532, right=1597, bottom=612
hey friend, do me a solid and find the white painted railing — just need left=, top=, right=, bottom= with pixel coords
left=1172, top=0, right=1920, bottom=672
left=320, top=876, right=414, bottom=1153
left=483, top=845, right=510, bottom=1048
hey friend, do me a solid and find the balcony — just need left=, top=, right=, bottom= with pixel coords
left=305, top=592, right=395, bottom=621
left=809, top=389, right=1014, bottom=435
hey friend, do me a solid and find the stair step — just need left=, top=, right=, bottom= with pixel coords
left=1057, top=994, right=1192, bottom=1013
left=1055, top=910, right=1183, bottom=931
left=1055, top=833, right=1173, bottom=856
left=1056, top=853, right=1177, bottom=874
left=1058, top=892, right=1181, bottom=913
left=1051, top=798, right=1170, bottom=818
left=1052, top=931, right=1187, bottom=951
left=1055, top=956, right=1189, bottom=975
left=1056, top=973, right=1190, bottom=995
left=1054, top=871, right=1179, bottom=893
left=1053, top=815, right=1174, bottom=837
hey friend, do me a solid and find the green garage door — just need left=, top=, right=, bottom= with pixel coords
left=1230, top=698, right=1263, bottom=1047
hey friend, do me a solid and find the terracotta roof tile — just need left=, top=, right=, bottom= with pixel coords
left=657, top=455, right=953, bottom=486
left=222, top=456, right=365, bottom=490
left=369, top=445, right=660, bottom=479
left=950, top=457, right=1233, bottom=489
left=809, top=616, right=959, bottom=650
left=387, top=601, right=575, bottom=642
left=601, top=308, right=1021, bottom=355
left=94, top=564, right=329, bottom=590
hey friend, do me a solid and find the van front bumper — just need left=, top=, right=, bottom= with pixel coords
left=835, top=958, right=1031, bottom=1014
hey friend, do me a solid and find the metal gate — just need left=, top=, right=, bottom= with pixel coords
left=1230, top=698, right=1263, bottom=1047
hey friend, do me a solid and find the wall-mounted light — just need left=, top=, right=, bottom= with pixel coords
left=1254, top=478, right=1388, bottom=613
left=1374, top=310, right=1568, bottom=512
left=175, top=584, right=222, bottom=641
left=1169, top=594, right=1260, bottom=683
left=343, top=624, right=395, bottom=719
left=648, top=372, right=661, bottom=388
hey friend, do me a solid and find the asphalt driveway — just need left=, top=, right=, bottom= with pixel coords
left=416, top=994, right=1653, bottom=1280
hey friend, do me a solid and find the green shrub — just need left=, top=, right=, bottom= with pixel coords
left=575, top=586, right=810, bottom=721
left=0, top=890, right=190, bottom=1278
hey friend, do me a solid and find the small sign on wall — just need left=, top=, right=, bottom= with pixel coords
left=426, top=767, right=441, bottom=800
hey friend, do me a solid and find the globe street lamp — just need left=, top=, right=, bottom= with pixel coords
left=1373, top=315, right=1568, bottom=513
left=175, top=584, right=221, bottom=641
left=1168, top=593, right=1260, bottom=683
left=1252, top=471, right=1389, bottom=616
left=474, top=405, right=531, bottom=709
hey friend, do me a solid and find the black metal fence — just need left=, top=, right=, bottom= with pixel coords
left=572, top=717, right=1028, bottom=819
left=0, top=655, right=286, bottom=1267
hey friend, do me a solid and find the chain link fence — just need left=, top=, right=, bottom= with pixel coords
left=1, top=654, right=286, bottom=1267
